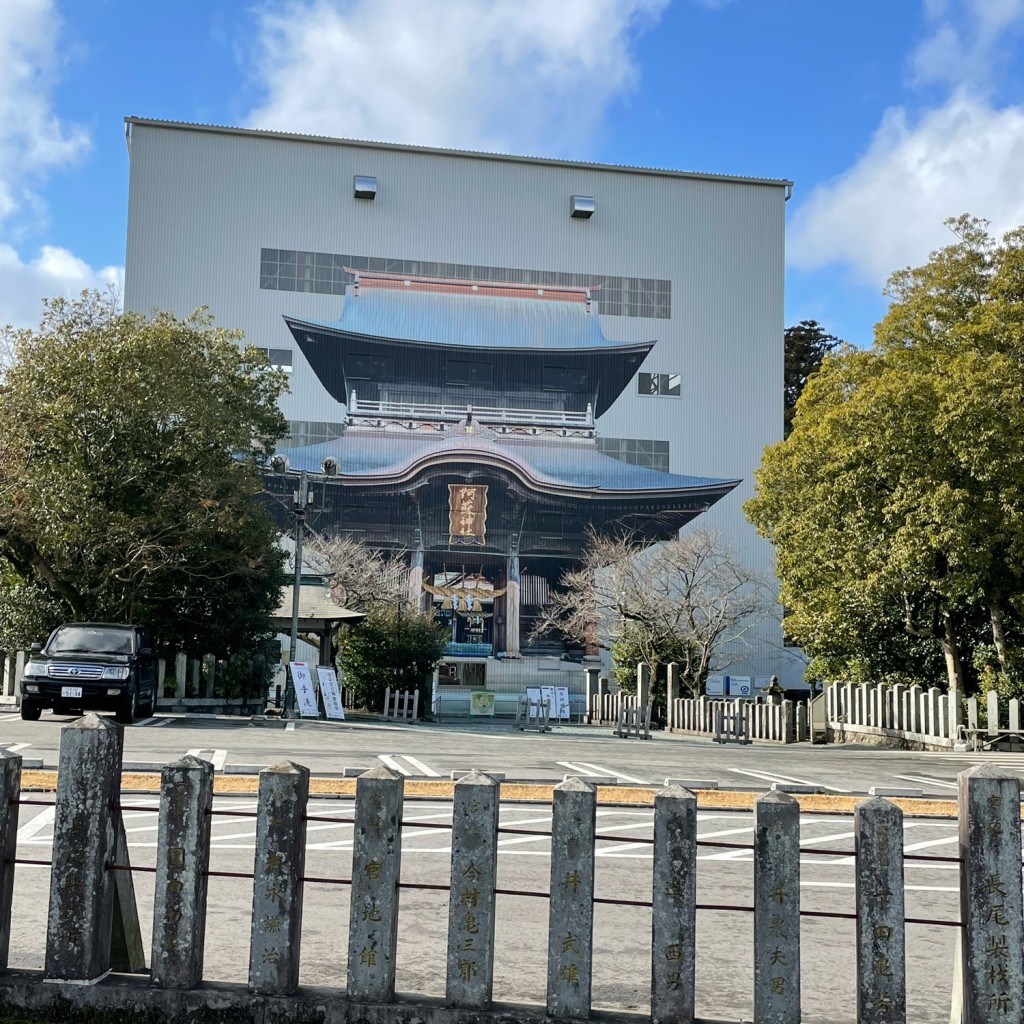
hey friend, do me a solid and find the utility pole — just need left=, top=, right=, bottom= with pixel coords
left=286, top=470, right=310, bottom=714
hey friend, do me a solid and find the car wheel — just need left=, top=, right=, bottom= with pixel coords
left=20, top=701, right=41, bottom=721
left=115, top=686, right=137, bottom=725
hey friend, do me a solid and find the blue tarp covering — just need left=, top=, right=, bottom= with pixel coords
left=303, top=287, right=649, bottom=352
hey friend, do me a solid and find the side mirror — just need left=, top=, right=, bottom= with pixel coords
left=30, top=642, right=42, bottom=654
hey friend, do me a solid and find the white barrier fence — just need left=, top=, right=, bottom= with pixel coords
left=824, top=681, right=961, bottom=748
left=669, top=696, right=807, bottom=744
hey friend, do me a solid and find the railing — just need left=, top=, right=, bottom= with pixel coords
left=0, top=716, right=1016, bottom=1023
left=350, top=392, right=594, bottom=428
left=382, top=686, right=419, bottom=722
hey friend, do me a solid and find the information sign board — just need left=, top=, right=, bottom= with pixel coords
left=317, top=667, right=345, bottom=720
left=289, top=661, right=320, bottom=717
left=553, top=686, right=571, bottom=720
left=470, top=690, right=496, bottom=716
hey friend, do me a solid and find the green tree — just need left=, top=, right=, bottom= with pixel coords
left=336, top=607, right=449, bottom=713
left=0, top=291, right=289, bottom=657
left=784, top=320, right=841, bottom=437
left=746, top=216, right=1024, bottom=691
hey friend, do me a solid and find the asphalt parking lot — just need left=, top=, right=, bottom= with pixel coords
left=2, top=707, right=1021, bottom=797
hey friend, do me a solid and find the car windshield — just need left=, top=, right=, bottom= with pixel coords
left=47, top=627, right=134, bottom=655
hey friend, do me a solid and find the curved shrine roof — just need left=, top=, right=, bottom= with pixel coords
left=274, top=430, right=738, bottom=501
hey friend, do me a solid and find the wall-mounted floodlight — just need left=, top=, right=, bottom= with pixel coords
left=570, top=195, right=595, bottom=219
left=322, top=457, right=339, bottom=476
left=354, top=175, right=377, bottom=200
left=270, top=454, right=289, bottom=473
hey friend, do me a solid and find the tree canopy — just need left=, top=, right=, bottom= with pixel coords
left=783, top=320, right=841, bottom=437
left=0, top=291, right=289, bottom=655
left=746, top=216, right=1024, bottom=692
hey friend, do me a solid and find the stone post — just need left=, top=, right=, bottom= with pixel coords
left=151, top=755, right=214, bottom=988
left=754, top=790, right=800, bottom=1024
left=248, top=761, right=310, bottom=995
left=637, top=663, right=651, bottom=708
left=203, top=655, right=215, bottom=699
left=950, top=687, right=964, bottom=741
left=842, top=682, right=854, bottom=724
left=347, top=766, right=404, bottom=1003
left=892, top=683, right=905, bottom=731
left=597, top=677, right=608, bottom=724
left=908, top=685, right=921, bottom=732
left=156, top=658, right=166, bottom=701
left=547, top=777, right=596, bottom=1020
left=987, top=691, right=1000, bottom=738
left=1010, top=699, right=1021, bottom=736
left=446, top=771, right=500, bottom=1009
left=174, top=651, right=187, bottom=700
left=0, top=656, right=10, bottom=698
left=585, top=668, right=600, bottom=724
left=651, top=784, right=697, bottom=1024
left=0, top=752, right=22, bottom=967
left=927, top=687, right=941, bottom=739
left=44, top=715, right=123, bottom=983
left=958, top=765, right=1023, bottom=1023
left=967, top=697, right=979, bottom=733
left=666, top=663, right=679, bottom=731
left=855, top=797, right=905, bottom=1024
left=190, top=658, right=200, bottom=696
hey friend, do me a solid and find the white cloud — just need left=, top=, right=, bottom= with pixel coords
left=0, top=0, right=89, bottom=222
left=789, top=91, right=1024, bottom=286
left=789, top=0, right=1024, bottom=288
left=912, top=0, right=1024, bottom=87
left=0, top=0, right=121, bottom=329
left=245, top=0, right=667, bottom=157
left=0, top=245, right=122, bottom=330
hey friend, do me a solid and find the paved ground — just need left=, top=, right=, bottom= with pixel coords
left=2, top=708, right=1022, bottom=796
left=10, top=795, right=960, bottom=1023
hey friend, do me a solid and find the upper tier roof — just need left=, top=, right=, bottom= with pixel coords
left=296, top=272, right=651, bottom=353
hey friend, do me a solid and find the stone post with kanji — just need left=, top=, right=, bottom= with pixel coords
left=151, top=755, right=215, bottom=988
left=0, top=751, right=21, bottom=967
left=855, top=797, right=906, bottom=1024
left=446, top=770, right=500, bottom=1009
left=347, top=765, right=405, bottom=1003
left=44, top=714, right=123, bottom=982
left=248, top=760, right=310, bottom=995
left=753, top=790, right=800, bottom=1024
left=958, top=765, right=1024, bottom=1023
left=547, top=776, right=596, bottom=1019
left=651, top=784, right=697, bottom=1024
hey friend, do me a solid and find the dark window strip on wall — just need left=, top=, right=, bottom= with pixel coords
left=596, top=437, right=670, bottom=472
left=259, top=248, right=671, bottom=320
left=283, top=420, right=346, bottom=447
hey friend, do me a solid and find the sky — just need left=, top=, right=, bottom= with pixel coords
left=2, top=0, right=1024, bottom=345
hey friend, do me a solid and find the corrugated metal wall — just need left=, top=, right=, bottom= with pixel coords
left=124, top=122, right=803, bottom=685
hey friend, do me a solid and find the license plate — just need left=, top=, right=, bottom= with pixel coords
left=60, top=686, right=83, bottom=698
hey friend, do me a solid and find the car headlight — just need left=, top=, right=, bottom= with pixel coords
left=23, top=661, right=47, bottom=676
left=102, top=666, right=130, bottom=681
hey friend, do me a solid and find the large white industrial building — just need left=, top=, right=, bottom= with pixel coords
left=123, top=117, right=803, bottom=688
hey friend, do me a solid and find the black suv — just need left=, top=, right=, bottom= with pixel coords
left=20, top=623, right=158, bottom=724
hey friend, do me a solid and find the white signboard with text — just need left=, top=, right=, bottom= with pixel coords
left=554, top=686, right=571, bottom=720
left=526, top=686, right=543, bottom=719
left=317, top=667, right=345, bottom=720
left=289, top=662, right=320, bottom=718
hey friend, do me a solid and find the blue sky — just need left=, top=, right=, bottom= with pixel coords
left=3, top=0, right=1024, bottom=344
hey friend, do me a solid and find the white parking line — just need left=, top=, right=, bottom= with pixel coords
left=726, top=767, right=850, bottom=793
left=377, top=754, right=411, bottom=776
left=285, top=722, right=296, bottom=732
left=400, top=755, right=440, bottom=777
left=893, top=774, right=958, bottom=791
left=135, top=717, right=169, bottom=727
left=2, top=742, right=31, bottom=752
left=573, top=761, right=650, bottom=786
left=185, top=748, right=227, bottom=771
left=16, top=806, right=55, bottom=842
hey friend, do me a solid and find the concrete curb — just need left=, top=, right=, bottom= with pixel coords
left=19, top=769, right=968, bottom=818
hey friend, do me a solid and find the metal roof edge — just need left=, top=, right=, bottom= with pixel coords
left=124, top=116, right=794, bottom=190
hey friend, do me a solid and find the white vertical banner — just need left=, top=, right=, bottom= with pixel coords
left=317, top=667, right=345, bottom=720
left=554, top=686, right=571, bottom=720
left=289, top=662, right=320, bottom=717
left=540, top=685, right=555, bottom=718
